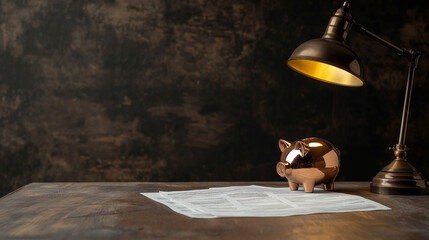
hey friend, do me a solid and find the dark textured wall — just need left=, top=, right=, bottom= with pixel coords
left=1, top=0, right=428, bottom=196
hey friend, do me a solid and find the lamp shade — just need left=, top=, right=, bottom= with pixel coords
left=287, top=38, right=364, bottom=87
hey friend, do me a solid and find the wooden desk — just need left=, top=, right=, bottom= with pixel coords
left=0, top=182, right=428, bottom=239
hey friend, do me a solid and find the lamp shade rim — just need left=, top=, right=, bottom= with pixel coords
left=287, top=57, right=365, bottom=87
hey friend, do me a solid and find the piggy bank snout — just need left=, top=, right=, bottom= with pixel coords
left=276, top=162, right=291, bottom=177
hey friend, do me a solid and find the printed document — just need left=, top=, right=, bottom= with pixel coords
left=141, top=185, right=390, bottom=218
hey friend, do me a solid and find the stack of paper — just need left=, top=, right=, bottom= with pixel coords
left=141, top=185, right=390, bottom=218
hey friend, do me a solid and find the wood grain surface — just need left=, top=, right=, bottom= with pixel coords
left=0, top=182, right=428, bottom=240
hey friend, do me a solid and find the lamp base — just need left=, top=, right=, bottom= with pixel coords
left=370, top=158, right=429, bottom=195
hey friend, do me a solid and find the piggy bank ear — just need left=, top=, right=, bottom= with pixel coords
left=295, top=141, right=310, bottom=157
left=278, top=139, right=291, bottom=152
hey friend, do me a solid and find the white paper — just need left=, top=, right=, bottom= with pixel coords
left=141, top=185, right=391, bottom=218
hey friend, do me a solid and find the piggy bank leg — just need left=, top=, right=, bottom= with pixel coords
left=303, top=182, right=315, bottom=193
left=288, top=181, right=299, bottom=191
left=323, top=182, right=335, bottom=191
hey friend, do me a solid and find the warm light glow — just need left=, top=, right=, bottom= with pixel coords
left=309, top=142, right=323, bottom=147
left=287, top=59, right=364, bottom=87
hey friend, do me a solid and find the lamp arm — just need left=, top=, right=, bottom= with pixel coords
left=351, top=20, right=422, bottom=150
left=351, top=20, right=420, bottom=63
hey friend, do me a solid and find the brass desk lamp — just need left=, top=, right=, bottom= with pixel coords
left=287, top=1, right=429, bottom=194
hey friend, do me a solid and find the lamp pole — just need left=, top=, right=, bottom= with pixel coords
left=398, top=50, right=420, bottom=146
left=352, top=21, right=422, bottom=149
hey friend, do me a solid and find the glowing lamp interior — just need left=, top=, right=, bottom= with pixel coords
left=287, top=59, right=364, bottom=87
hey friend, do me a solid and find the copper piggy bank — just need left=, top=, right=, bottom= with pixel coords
left=276, top=137, right=340, bottom=193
